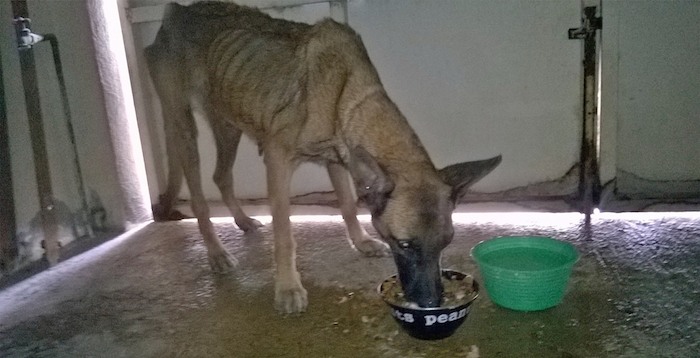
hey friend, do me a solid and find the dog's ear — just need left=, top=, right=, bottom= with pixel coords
left=439, top=155, right=502, bottom=202
left=348, top=146, right=395, bottom=216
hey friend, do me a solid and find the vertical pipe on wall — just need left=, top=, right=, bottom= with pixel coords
left=0, top=46, right=19, bottom=271
left=11, top=0, right=61, bottom=265
left=41, top=33, right=94, bottom=237
left=569, top=6, right=602, bottom=217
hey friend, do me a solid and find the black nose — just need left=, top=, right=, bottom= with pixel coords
left=404, top=280, right=443, bottom=308
left=416, top=295, right=441, bottom=308
left=391, top=249, right=444, bottom=308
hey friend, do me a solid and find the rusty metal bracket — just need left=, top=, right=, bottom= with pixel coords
left=568, top=7, right=602, bottom=40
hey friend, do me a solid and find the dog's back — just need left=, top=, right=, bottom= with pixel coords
left=146, top=2, right=302, bottom=136
left=145, top=1, right=381, bottom=156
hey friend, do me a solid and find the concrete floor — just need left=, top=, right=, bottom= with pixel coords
left=0, top=205, right=699, bottom=357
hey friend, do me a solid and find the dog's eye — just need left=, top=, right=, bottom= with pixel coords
left=397, top=240, right=412, bottom=249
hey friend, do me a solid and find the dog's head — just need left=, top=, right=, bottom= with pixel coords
left=350, top=147, right=501, bottom=307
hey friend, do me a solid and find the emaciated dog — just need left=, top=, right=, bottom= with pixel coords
left=145, top=1, right=501, bottom=314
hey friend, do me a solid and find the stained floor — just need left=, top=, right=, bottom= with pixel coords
left=0, top=206, right=699, bottom=357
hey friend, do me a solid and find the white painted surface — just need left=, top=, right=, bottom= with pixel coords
left=601, top=0, right=700, bottom=198
left=87, top=0, right=152, bottom=226
left=127, top=0, right=583, bottom=200
left=347, top=0, right=582, bottom=193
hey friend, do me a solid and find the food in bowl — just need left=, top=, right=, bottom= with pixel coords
left=380, top=272, right=476, bottom=308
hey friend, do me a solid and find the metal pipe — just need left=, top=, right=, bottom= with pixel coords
left=43, top=33, right=94, bottom=238
left=0, top=45, right=18, bottom=271
left=13, top=17, right=94, bottom=239
left=11, top=6, right=61, bottom=265
left=569, top=7, right=602, bottom=218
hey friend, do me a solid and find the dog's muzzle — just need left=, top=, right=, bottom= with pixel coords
left=393, top=254, right=444, bottom=308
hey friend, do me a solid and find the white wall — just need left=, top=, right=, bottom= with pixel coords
left=347, top=0, right=582, bottom=193
left=1, top=0, right=130, bottom=232
left=600, top=0, right=700, bottom=199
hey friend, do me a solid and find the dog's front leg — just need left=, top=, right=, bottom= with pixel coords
left=327, top=163, right=389, bottom=257
left=265, top=143, right=307, bottom=314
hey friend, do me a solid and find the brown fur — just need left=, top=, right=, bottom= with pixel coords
left=146, top=1, right=500, bottom=313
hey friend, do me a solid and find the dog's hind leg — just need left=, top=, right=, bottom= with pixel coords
left=147, top=45, right=188, bottom=222
left=327, top=163, right=389, bottom=257
left=146, top=42, right=234, bottom=272
left=265, top=142, right=307, bottom=314
left=210, top=118, right=263, bottom=232
left=174, top=108, right=237, bottom=272
left=152, top=118, right=188, bottom=221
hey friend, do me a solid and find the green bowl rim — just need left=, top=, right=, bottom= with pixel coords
left=470, top=236, right=579, bottom=273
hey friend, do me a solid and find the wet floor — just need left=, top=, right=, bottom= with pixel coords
left=0, top=207, right=699, bottom=357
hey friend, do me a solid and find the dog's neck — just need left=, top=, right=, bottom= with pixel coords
left=339, top=89, right=437, bottom=186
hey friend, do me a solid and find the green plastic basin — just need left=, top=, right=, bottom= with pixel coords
left=470, top=236, right=579, bottom=311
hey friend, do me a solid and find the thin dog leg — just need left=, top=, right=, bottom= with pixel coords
left=327, top=163, right=389, bottom=257
left=265, top=143, right=307, bottom=313
left=211, top=119, right=263, bottom=232
left=175, top=108, right=237, bottom=272
left=146, top=40, right=234, bottom=271
left=152, top=118, right=185, bottom=221
left=147, top=51, right=186, bottom=222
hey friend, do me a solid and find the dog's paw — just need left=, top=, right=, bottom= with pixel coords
left=152, top=203, right=171, bottom=221
left=235, top=216, right=264, bottom=232
left=275, top=277, right=308, bottom=314
left=152, top=203, right=190, bottom=221
left=208, top=250, right=238, bottom=273
left=354, top=238, right=390, bottom=257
